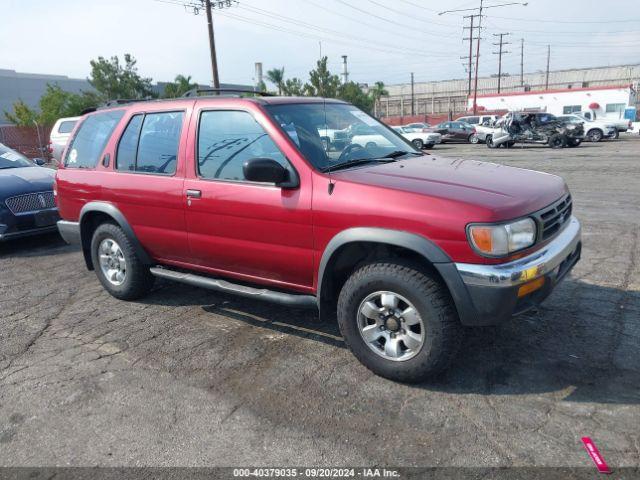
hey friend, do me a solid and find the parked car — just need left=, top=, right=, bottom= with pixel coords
left=403, top=122, right=431, bottom=132
left=487, top=112, right=584, bottom=148
left=431, top=121, right=476, bottom=143
left=468, top=124, right=496, bottom=144
left=455, top=114, right=500, bottom=127
left=49, top=116, right=80, bottom=162
left=56, top=96, right=581, bottom=382
left=579, top=111, right=630, bottom=136
left=557, top=114, right=617, bottom=142
left=391, top=126, right=441, bottom=149
left=0, top=143, right=59, bottom=241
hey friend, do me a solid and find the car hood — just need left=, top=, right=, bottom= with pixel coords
left=0, top=166, right=55, bottom=199
left=332, top=155, right=567, bottom=219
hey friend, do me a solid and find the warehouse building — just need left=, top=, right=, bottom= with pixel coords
left=378, top=64, right=640, bottom=118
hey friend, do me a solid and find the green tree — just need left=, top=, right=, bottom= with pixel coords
left=88, top=54, right=153, bottom=100
left=306, top=57, right=340, bottom=98
left=338, top=82, right=374, bottom=113
left=282, top=77, right=306, bottom=96
left=162, top=74, right=198, bottom=98
left=266, top=67, right=285, bottom=95
left=4, top=84, right=100, bottom=126
left=4, top=100, right=38, bottom=126
left=368, top=81, right=388, bottom=114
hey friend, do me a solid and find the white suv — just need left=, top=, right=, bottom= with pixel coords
left=49, top=116, right=79, bottom=162
left=557, top=114, right=616, bottom=143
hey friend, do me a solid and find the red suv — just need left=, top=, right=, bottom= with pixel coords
left=55, top=92, right=581, bottom=382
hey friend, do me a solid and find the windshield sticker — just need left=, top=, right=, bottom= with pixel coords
left=349, top=110, right=378, bottom=126
left=68, top=148, right=78, bottom=164
left=0, top=151, right=22, bottom=161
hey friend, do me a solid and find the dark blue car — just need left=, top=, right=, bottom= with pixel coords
left=0, top=143, right=59, bottom=241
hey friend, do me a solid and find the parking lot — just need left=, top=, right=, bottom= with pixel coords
left=0, top=137, right=638, bottom=468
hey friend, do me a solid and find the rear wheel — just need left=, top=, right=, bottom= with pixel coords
left=337, top=261, right=462, bottom=382
left=469, top=134, right=479, bottom=144
left=411, top=138, right=424, bottom=149
left=548, top=134, right=566, bottom=149
left=91, top=223, right=154, bottom=300
left=486, top=135, right=496, bottom=148
left=586, top=128, right=603, bottom=142
left=567, top=137, right=582, bottom=147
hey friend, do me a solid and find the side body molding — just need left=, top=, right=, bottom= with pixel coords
left=79, top=201, right=153, bottom=270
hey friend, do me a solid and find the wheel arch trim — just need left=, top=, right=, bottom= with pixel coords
left=79, top=201, right=153, bottom=269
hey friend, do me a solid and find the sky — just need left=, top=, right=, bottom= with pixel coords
left=1, top=0, right=639, bottom=88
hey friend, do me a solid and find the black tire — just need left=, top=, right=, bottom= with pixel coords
left=486, top=135, right=496, bottom=148
left=567, top=137, right=582, bottom=147
left=548, top=134, right=566, bottom=149
left=424, top=143, right=434, bottom=149
left=91, top=223, right=154, bottom=300
left=467, top=134, right=475, bottom=143
left=411, top=138, right=424, bottom=149
left=586, top=128, right=603, bottom=143
left=612, top=129, right=620, bottom=139
left=337, top=260, right=462, bottom=383
left=469, top=134, right=479, bottom=144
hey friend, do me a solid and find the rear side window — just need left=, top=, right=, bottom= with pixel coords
left=58, top=120, right=77, bottom=134
left=64, top=110, right=124, bottom=168
left=116, top=111, right=183, bottom=175
left=197, top=110, right=289, bottom=182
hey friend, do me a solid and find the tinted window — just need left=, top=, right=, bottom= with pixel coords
left=116, top=114, right=143, bottom=172
left=65, top=110, right=124, bottom=168
left=136, top=112, right=183, bottom=174
left=465, top=116, right=479, bottom=124
left=198, top=110, right=289, bottom=182
left=58, top=120, right=77, bottom=134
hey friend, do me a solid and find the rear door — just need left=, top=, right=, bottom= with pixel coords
left=182, top=104, right=314, bottom=291
left=102, top=106, right=192, bottom=262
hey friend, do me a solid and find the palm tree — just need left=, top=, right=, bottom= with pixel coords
left=266, top=67, right=285, bottom=95
left=163, top=75, right=198, bottom=98
left=369, top=81, right=389, bottom=114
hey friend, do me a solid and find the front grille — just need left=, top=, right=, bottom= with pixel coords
left=5, top=191, right=55, bottom=214
left=535, top=194, right=572, bottom=241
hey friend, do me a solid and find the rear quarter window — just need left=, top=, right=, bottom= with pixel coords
left=64, top=110, right=124, bottom=169
left=57, top=120, right=77, bottom=134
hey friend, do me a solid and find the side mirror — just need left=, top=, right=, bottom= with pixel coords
left=243, top=158, right=297, bottom=188
left=33, top=158, right=46, bottom=166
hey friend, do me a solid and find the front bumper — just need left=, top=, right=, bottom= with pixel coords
left=0, top=207, right=61, bottom=242
left=57, top=220, right=81, bottom=245
left=445, top=216, right=581, bottom=326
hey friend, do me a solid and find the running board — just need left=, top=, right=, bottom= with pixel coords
left=149, top=267, right=317, bottom=309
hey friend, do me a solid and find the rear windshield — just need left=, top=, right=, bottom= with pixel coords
left=57, top=120, right=77, bottom=134
left=64, top=110, right=124, bottom=169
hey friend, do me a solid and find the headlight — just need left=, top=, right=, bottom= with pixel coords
left=467, top=218, right=536, bottom=257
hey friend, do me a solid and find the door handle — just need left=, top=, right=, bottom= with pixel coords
left=186, top=189, right=202, bottom=199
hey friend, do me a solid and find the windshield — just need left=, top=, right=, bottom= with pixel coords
left=264, top=103, right=419, bottom=171
left=0, top=144, right=33, bottom=169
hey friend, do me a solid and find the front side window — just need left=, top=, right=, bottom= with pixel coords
left=465, top=116, right=479, bottom=124
left=265, top=103, right=418, bottom=172
left=65, top=110, right=124, bottom=168
left=197, top=110, right=290, bottom=182
left=115, top=111, right=183, bottom=175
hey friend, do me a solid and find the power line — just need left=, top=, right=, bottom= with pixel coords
left=488, top=14, right=640, bottom=24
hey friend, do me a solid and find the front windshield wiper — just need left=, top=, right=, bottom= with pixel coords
left=381, top=150, right=422, bottom=159
left=321, top=158, right=397, bottom=173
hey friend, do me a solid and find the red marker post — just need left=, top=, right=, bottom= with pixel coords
left=582, top=437, right=611, bottom=474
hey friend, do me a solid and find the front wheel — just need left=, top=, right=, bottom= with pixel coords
left=486, top=134, right=496, bottom=148
left=411, top=138, right=424, bottom=150
left=337, top=261, right=462, bottom=382
left=548, top=134, right=566, bottom=149
left=469, top=134, right=479, bottom=144
left=586, top=129, right=603, bottom=142
left=91, top=223, right=154, bottom=300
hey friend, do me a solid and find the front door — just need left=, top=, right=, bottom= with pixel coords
left=183, top=108, right=314, bottom=292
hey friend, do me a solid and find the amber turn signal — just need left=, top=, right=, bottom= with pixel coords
left=517, top=277, right=545, bottom=298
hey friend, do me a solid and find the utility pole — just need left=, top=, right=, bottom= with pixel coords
left=545, top=44, right=551, bottom=90
left=520, top=38, right=524, bottom=87
left=439, top=0, right=527, bottom=114
left=172, top=1, right=238, bottom=89
left=341, top=55, right=349, bottom=84
left=471, top=0, right=483, bottom=114
left=462, top=14, right=480, bottom=96
left=492, top=33, right=510, bottom=94
left=410, top=72, right=415, bottom=115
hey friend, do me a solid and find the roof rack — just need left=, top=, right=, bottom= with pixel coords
left=181, top=88, right=275, bottom=98
left=96, top=98, right=156, bottom=110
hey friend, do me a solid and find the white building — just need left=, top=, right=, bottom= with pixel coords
left=469, top=84, right=637, bottom=123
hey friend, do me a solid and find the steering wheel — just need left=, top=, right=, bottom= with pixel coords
left=338, top=143, right=367, bottom=162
